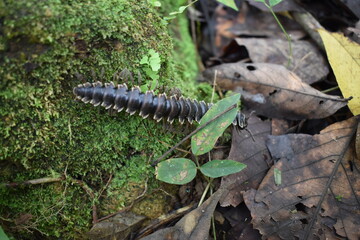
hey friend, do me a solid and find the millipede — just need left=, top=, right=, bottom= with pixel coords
left=73, top=81, right=247, bottom=128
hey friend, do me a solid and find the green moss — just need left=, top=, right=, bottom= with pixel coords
left=0, top=0, right=203, bottom=239
left=158, top=0, right=216, bottom=102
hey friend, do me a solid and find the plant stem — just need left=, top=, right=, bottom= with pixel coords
left=322, top=86, right=339, bottom=93
left=266, top=3, right=292, bottom=66
left=212, top=215, right=217, bottom=240
left=198, top=178, right=212, bottom=207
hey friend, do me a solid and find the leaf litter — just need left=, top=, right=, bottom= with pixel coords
left=203, top=62, right=349, bottom=120
left=244, top=116, right=360, bottom=239
left=220, top=113, right=273, bottom=207
left=131, top=1, right=360, bottom=239
left=232, top=38, right=329, bottom=84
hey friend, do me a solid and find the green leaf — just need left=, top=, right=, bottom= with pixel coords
left=269, top=0, right=283, bottom=7
left=144, top=67, right=159, bottom=81
left=156, top=158, right=197, bottom=185
left=253, top=0, right=265, bottom=3
left=153, top=1, right=161, bottom=7
left=200, top=160, right=246, bottom=178
left=274, top=168, right=282, bottom=186
left=217, top=0, right=238, bottom=11
left=140, top=56, right=148, bottom=65
left=169, top=6, right=188, bottom=15
left=139, top=79, right=157, bottom=92
left=0, top=226, right=9, bottom=240
left=147, top=0, right=161, bottom=7
left=167, top=0, right=198, bottom=18
left=191, top=94, right=240, bottom=155
left=178, top=6, right=187, bottom=14
left=148, top=50, right=161, bottom=72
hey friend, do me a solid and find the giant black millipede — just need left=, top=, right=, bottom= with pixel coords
left=73, top=81, right=247, bottom=128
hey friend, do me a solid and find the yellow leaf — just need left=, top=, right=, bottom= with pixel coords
left=318, top=29, right=360, bottom=115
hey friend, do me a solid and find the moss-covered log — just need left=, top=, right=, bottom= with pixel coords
left=0, top=0, right=199, bottom=238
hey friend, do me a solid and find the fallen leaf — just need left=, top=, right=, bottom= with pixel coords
left=202, top=63, right=348, bottom=120
left=356, top=122, right=360, bottom=160
left=220, top=114, right=272, bottom=207
left=222, top=203, right=261, bottom=240
left=271, top=118, right=290, bottom=135
left=227, top=3, right=303, bottom=40
left=234, top=38, right=329, bottom=84
left=318, top=29, right=360, bottom=115
left=87, top=211, right=146, bottom=240
left=141, top=187, right=228, bottom=240
left=243, top=116, right=360, bottom=240
left=335, top=0, right=360, bottom=19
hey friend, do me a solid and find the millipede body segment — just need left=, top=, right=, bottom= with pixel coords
left=73, top=81, right=246, bottom=127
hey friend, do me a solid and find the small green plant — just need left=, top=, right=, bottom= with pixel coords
left=253, top=0, right=292, bottom=65
left=218, top=0, right=292, bottom=66
left=335, top=195, right=343, bottom=202
left=139, top=49, right=161, bottom=91
left=147, top=0, right=161, bottom=7
left=156, top=94, right=247, bottom=185
left=164, top=0, right=198, bottom=21
left=274, top=167, right=282, bottom=186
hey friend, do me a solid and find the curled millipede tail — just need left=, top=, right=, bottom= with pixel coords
left=73, top=82, right=247, bottom=128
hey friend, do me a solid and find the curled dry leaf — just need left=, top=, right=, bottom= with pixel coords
left=220, top=114, right=272, bottom=207
left=202, top=63, right=348, bottom=120
left=141, top=187, right=228, bottom=240
left=243, top=116, right=360, bottom=240
left=234, top=38, right=329, bottom=84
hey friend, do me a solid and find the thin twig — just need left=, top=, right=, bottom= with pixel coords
left=4, top=177, right=64, bottom=188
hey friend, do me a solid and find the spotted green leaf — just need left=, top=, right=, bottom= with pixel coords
left=156, top=158, right=197, bottom=185
left=191, top=94, right=240, bottom=155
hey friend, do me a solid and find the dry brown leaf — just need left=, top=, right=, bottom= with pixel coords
left=220, top=114, right=272, bottom=207
left=243, top=116, right=360, bottom=240
left=222, top=203, right=262, bottom=239
left=142, top=187, right=228, bottom=240
left=356, top=122, right=360, bottom=160
left=271, top=119, right=290, bottom=136
left=234, top=38, right=329, bottom=84
left=87, top=211, right=146, bottom=240
left=202, top=63, right=348, bottom=120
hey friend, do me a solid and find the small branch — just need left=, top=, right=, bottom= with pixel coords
left=3, top=177, right=64, bottom=188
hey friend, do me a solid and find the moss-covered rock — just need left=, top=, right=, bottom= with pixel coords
left=0, top=0, right=199, bottom=238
